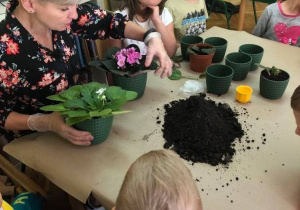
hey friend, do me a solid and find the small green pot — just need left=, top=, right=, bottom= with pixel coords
left=225, top=52, right=252, bottom=81
left=204, top=37, right=228, bottom=63
left=239, top=44, right=264, bottom=71
left=206, top=64, right=234, bottom=95
left=260, top=70, right=290, bottom=100
left=180, top=35, right=203, bottom=60
left=112, top=73, right=147, bottom=99
left=74, top=116, right=114, bottom=145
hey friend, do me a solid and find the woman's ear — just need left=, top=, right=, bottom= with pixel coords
left=111, top=207, right=115, bottom=210
left=19, top=0, right=35, bottom=13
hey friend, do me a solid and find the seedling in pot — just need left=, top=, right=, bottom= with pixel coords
left=187, top=45, right=216, bottom=55
left=257, top=64, right=281, bottom=76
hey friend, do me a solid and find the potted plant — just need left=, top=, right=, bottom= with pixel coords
left=259, top=64, right=290, bottom=100
left=41, top=82, right=137, bottom=145
left=89, top=44, right=158, bottom=99
left=186, top=43, right=216, bottom=73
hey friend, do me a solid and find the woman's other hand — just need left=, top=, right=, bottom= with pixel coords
left=145, top=37, right=172, bottom=78
left=148, top=6, right=160, bottom=23
left=27, top=112, right=94, bottom=146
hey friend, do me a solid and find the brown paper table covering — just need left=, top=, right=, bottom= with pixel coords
left=4, top=27, right=300, bottom=210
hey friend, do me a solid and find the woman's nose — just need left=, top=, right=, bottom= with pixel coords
left=69, top=5, right=78, bottom=20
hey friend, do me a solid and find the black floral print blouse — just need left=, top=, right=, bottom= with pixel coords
left=0, top=0, right=127, bottom=141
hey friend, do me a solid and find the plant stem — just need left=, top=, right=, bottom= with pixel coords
left=182, top=75, right=198, bottom=80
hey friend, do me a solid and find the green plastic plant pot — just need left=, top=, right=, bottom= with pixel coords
left=112, top=73, right=147, bottom=99
left=239, top=44, right=264, bottom=71
left=204, top=37, right=228, bottom=63
left=259, top=70, right=290, bottom=100
left=74, top=116, right=114, bottom=145
left=180, top=35, right=203, bottom=60
left=225, top=52, right=252, bottom=81
left=206, top=64, right=234, bottom=95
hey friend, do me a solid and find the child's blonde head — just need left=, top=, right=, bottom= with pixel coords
left=115, top=149, right=202, bottom=210
left=291, top=85, right=300, bottom=111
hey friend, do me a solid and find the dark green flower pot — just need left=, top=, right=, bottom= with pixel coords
left=206, top=64, right=234, bottom=95
left=204, top=37, right=228, bottom=63
left=180, top=35, right=203, bottom=60
left=225, top=52, right=252, bottom=81
left=112, top=73, right=147, bottom=99
left=74, top=116, right=114, bottom=145
left=260, top=70, right=290, bottom=100
left=239, top=44, right=264, bottom=71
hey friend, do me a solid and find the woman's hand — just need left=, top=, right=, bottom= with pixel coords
left=27, top=112, right=94, bottom=146
left=145, top=37, right=173, bottom=78
left=49, top=112, right=94, bottom=146
left=148, top=6, right=160, bottom=23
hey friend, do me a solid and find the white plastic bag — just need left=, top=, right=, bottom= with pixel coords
left=179, top=80, right=205, bottom=97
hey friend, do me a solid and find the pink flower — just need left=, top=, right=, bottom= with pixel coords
left=117, top=59, right=125, bottom=68
left=116, top=53, right=126, bottom=61
left=120, top=49, right=127, bottom=55
left=126, top=47, right=135, bottom=56
left=114, top=46, right=142, bottom=71
left=126, top=56, right=136, bottom=64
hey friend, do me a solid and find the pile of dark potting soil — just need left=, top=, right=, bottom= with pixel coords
left=162, top=94, right=244, bottom=166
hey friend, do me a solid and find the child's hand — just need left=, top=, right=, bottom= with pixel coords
left=148, top=6, right=160, bottom=23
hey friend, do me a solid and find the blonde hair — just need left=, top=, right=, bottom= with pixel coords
left=37, top=0, right=79, bottom=5
left=291, top=85, right=300, bottom=111
left=115, top=150, right=202, bottom=210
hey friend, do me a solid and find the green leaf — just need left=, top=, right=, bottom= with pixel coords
left=67, top=110, right=89, bottom=118
left=63, top=99, right=86, bottom=109
left=199, top=71, right=206, bottom=78
left=60, top=110, right=69, bottom=118
left=81, top=86, right=95, bottom=107
left=112, top=110, right=133, bottom=115
left=66, top=116, right=91, bottom=125
left=90, top=109, right=112, bottom=117
left=110, top=69, right=129, bottom=76
left=106, top=86, right=123, bottom=100
left=93, top=94, right=105, bottom=110
left=104, top=47, right=121, bottom=60
left=101, top=59, right=119, bottom=72
left=59, top=86, right=81, bottom=100
left=46, top=94, right=66, bottom=102
left=201, top=48, right=216, bottom=54
left=168, top=69, right=182, bottom=80
left=88, top=59, right=102, bottom=67
left=186, top=47, right=197, bottom=55
left=85, top=82, right=105, bottom=93
left=105, top=99, right=126, bottom=111
left=40, top=104, right=68, bottom=111
left=125, top=91, right=138, bottom=101
left=171, top=55, right=183, bottom=63
left=147, top=61, right=159, bottom=70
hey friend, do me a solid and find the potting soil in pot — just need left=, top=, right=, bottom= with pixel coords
left=162, top=94, right=244, bottom=166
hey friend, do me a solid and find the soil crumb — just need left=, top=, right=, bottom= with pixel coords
left=162, top=94, right=244, bottom=166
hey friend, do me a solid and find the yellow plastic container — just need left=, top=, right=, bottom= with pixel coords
left=236, top=85, right=253, bottom=103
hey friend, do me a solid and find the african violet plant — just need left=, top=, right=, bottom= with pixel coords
left=89, top=44, right=158, bottom=77
left=41, top=82, right=137, bottom=125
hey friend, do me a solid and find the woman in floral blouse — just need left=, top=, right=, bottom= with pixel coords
left=0, top=0, right=172, bottom=146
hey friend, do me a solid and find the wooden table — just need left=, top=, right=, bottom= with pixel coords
left=4, top=27, right=300, bottom=210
